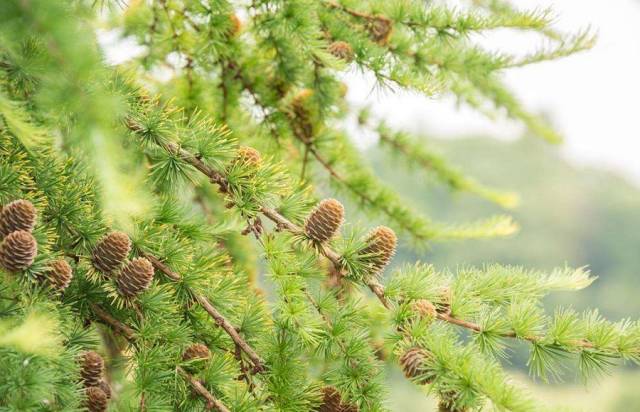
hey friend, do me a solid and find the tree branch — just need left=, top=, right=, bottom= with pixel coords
left=144, top=253, right=266, bottom=373
left=91, top=304, right=136, bottom=342
left=177, top=366, right=231, bottom=412
left=128, top=113, right=594, bottom=352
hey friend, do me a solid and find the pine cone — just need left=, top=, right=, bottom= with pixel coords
left=292, top=89, right=313, bottom=116
left=291, top=89, right=314, bottom=139
left=438, top=392, right=467, bottom=412
left=412, top=299, right=437, bottom=319
left=0, top=230, right=37, bottom=272
left=116, top=257, right=154, bottom=298
left=436, top=287, right=452, bottom=315
left=368, top=16, right=392, bottom=45
left=0, top=199, right=37, bottom=238
left=98, top=380, right=112, bottom=400
left=328, top=41, right=354, bottom=61
left=80, top=351, right=104, bottom=388
left=47, top=259, right=73, bottom=291
left=304, top=199, right=345, bottom=243
left=233, top=146, right=262, bottom=169
left=228, top=14, right=242, bottom=37
left=399, top=347, right=434, bottom=385
left=317, top=386, right=358, bottom=412
left=359, top=226, right=397, bottom=276
left=92, top=231, right=131, bottom=274
left=182, top=343, right=211, bottom=362
left=85, top=386, right=108, bottom=412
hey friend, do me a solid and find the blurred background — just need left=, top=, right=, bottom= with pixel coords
left=342, top=0, right=640, bottom=410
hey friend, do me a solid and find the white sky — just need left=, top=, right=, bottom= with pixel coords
left=345, top=0, right=640, bottom=184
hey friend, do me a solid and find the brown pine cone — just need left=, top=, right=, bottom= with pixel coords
left=328, top=41, right=354, bottom=61
left=304, top=199, right=345, bottom=243
left=292, top=89, right=313, bottom=116
left=233, top=146, right=262, bottom=168
left=182, top=343, right=211, bottom=362
left=85, top=386, right=108, bottom=412
left=116, top=257, right=154, bottom=298
left=80, top=351, right=104, bottom=388
left=182, top=343, right=211, bottom=373
left=411, top=299, right=437, bottom=319
left=436, top=287, right=452, bottom=315
left=0, top=230, right=37, bottom=272
left=399, top=347, right=434, bottom=385
left=97, top=380, right=112, bottom=400
left=359, top=226, right=397, bottom=276
left=438, top=392, right=468, bottom=412
left=368, top=16, right=392, bottom=45
left=228, top=14, right=242, bottom=37
left=317, top=386, right=358, bottom=412
left=47, top=259, right=73, bottom=291
left=92, top=231, right=131, bottom=274
left=0, top=199, right=37, bottom=238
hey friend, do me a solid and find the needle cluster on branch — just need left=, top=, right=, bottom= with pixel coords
left=0, top=1, right=636, bottom=412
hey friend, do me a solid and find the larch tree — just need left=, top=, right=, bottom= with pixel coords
left=0, top=1, right=637, bottom=411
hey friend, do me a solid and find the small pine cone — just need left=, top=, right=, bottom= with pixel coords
left=0, top=199, right=37, bottom=238
left=318, top=386, right=358, bottom=412
left=85, top=387, right=108, bottom=412
left=292, top=89, right=313, bottom=116
left=368, top=16, right=393, bottom=45
left=328, top=41, right=354, bottom=61
left=47, top=259, right=73, bottom=291
left=436, top=287, right=452, bottom=315
left=304, top=199, right=345, bottom=243
left=234, top=146, right=262, bottom=168
left=399, top=347, right=434, bottom=385
left=438, top=393, right=467, bottom=412
left=116, top=257, right=154, bottom=298
left=228, top=14, right=242, bottom=37
left=92, top=231, right=131, bottom=274
left=0, top=230, right=37, bottom=272
left=182, top=343, right=211, bottom=362
left=412, top=299, right=437, bottom=319
left=359, top=226, right=397, bottom=276
left=97, top=380, right=112, bottom=400
left=80, top=351, right=104, bottom=388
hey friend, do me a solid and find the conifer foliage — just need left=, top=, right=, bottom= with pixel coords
left=0, top=0, right=637, bottom=411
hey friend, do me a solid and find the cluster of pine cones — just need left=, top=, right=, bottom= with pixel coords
left=303, top=198, right=397, bottom=276
left=0, top=199, right=38, bottom=272
left=92, top=231, right=154, bottom=298
left=0, top=199, right=74, bottom=290
left=79, top=351, right=112, bottom=412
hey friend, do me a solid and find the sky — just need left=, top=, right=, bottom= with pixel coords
left=344, top=0, right=640, bottom=185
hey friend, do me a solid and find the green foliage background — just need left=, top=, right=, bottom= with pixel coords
left=371, top=134, right=640, bottom=410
